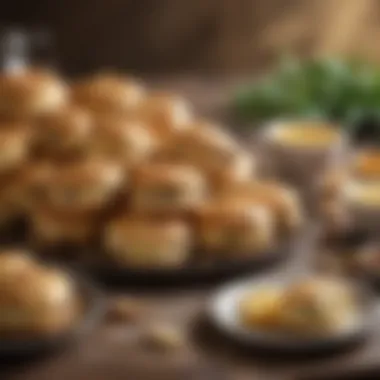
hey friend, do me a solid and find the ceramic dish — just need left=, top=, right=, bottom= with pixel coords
left=209, top=274, right=375, bottom=354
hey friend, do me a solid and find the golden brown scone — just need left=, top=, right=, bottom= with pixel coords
left=0, top=264, right=78, bottom=335
left=218, top=181, right=303, bottom=234
left=0, top=250, right=35, bottom=282
left=0, top=69, right=68, bottom=120
left=34, top=105, right=93, bottom=159
left=0, top=124, right=31, bottom=173
left=279, top=277, right=358, bottom=335
left=104, top=216, right=191, bottom=268
left=29, top=207, right=100, bottom=247
left=71, top=73, right=144, bottom=115
left=195, top=199, right=275, bottom=256
left=130, top=163, right=207, bottom=215
left=88, top=115, right=158, bottom=166
left=139, top=92, right=192, bottom=139
left=7, top=161, right=55, bottom=213
left=45, top=159, right=125, bottom=211
left=169, top=120, right=240, bottom=168
left=211, top=150, right=256, bottom=190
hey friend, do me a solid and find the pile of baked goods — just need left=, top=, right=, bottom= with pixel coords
left=0, top=68, right=304, bottom=269
left=0, top=250, right=79, bottom=337
left=239, top=276, right=360, bottom=337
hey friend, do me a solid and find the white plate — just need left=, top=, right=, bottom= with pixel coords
left=209, top=274, right=375, bottom=353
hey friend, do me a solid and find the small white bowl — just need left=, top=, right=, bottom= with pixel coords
left=260, top=120, right=348, bottom=187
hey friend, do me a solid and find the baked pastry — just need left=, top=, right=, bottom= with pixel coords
left=279, top=277, right=358, bottom=335
left=139, top=92, right=192, bottom=139
left=29, top=206, right=100, bottom=247
left=170, top=120, right=240, bottom=168
left=71, top=73, right=144, bottom=115
left=158, top=120, right=255, bottom=187
left=211, top=150, right=256, bottom=190
left=4, top=161, right=55, bottom=216
left=45, top=159, right=124, bottom=211
left=0, top=124, right=31, bottom=173
left=34, top=105, right=93, bottom=159
left=131, top=163, right=207, bottom=215
left=196, top=199, right=274, bottom=256
left=240, top=277, right=358, bottom=336
left=262, top=121, right=346, bottom=184
left=104, top=216, right=191, bottom=268
left=0, top=257, right=78, bottom=336
left=0, top=250, right=35, bottom=281
left=218, top=181, right=303, bottom=234
left=88, top=115, right=157, bottom=166
left=0, top=69, right=68, bottom=120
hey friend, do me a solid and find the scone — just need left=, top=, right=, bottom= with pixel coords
left=104, top=216, right=191, bottom=268
left=211, top=150, right=256, bottom=190
left=169, top=120, right=241, bottom=170
left=71, top=73, right=144, bottom=115
left=45, top=159, right=125, bottom=211
left=0, top=124, right=31, bottom=173
left=5, top=160, right=55, bottom=214
left=195, top=199, right=275, bottom=256
left=34, top=105, right=93, bottom=159
left=29, top=206, right=100, bottom=247
left=240, top=277, right=358, bottom=337
left=0, top=250, right=35, bottom=281
left=130, top=163, right=207, bottom=215
left=88, top=115, right=157, bottom=166
left=139, top=92, right=192, bottom=139
left=279, top=277, right=358, bottom=335
left=218, top=181, right=303, bottom=234
left=261, top=121, right=347, bottom=185
left=0, top=68, right=68, bottom=120
left=0, top=262, right=78, bottom=336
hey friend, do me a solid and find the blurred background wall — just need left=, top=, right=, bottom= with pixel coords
left=2, top=0, right=380, bottom=76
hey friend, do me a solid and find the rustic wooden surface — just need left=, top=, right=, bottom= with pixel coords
left=2, top=80, right=380, bottom=380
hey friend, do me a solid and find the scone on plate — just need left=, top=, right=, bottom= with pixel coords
left=45, top=159, right=125, bottom=212
left=104, top=216, right=192, bottom=268
left=166, top=121, right=255, bottom=187
left=34, top=105, right=93, bottom=160
left=29, top=206, right=101, bottom=248
left=217, top=181, right=303, bottom=235
left=130, top=163, right=207, bottom=215
left=279, top=277, right=358, bottom=335
left=88, top=115, right=158, bottom=166
left=71, top=73, right=144, bottom=116
left=0, top=68, right=68, bottom=120
left=240, top=276, right=359, bottom=337
left=195, top=199, right=275, bottom=257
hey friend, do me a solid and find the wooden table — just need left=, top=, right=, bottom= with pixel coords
left=2, top=79, right=380, bottom=380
